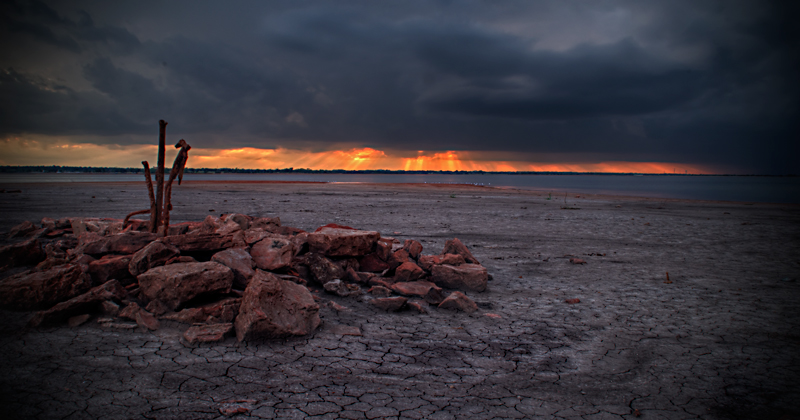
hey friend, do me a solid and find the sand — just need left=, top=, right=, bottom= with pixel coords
left=0, top=180, right=798, bottom=419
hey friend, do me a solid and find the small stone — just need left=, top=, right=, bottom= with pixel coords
left=330, top=324, right=362, bottom=336
left=67, top=314, right=91, bottom=327
left=183, top=323, right=233, bottom=345
left=368, top=285, right=392, bottom=297
left=101, top=300, right=120, bottom=316
left=569, top=258, right=587, bottom=264
left=371, top=296, right=407, bottom=311
left=329, top=301, right=350, bottom=312
left=407, top=300, right=428, bottom=314
left=323, top=279, right=352, bottom=297
left=438, top=291, right=478, bottom=313
left=443, top=238, right=479, bottom=264
left=565, top=298, right=581, bottom=304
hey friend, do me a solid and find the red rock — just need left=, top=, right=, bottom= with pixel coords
left=417, top=255, right=441, bottom=271
left=27, top=279, right=127, bottom=327
left=443, top=238, right=479, bottom=264
left=368, top=277, right=394, bottom=289
left=137, top=262, right=234, bottom=311
left=329, top=301, right=350, bottom=312
left=128, top=241, right=180, bottom=276
left=275, top=225, right=306, bottom=236
left=88, top=255, right=133, bottom=286
left=235, top=270, right=321, bottom=341
left=67, top=314, right=91, bottom=327
left=301, top=253, right=344, bottom=285
left=166, top=255, right=197, bottom=265
left=162, top=307, right=205, bottom=323
left=216, top=220, right=243, bottom=236
left=330, top=324, right=361, bottom=336
left=569, top=258, right=587, bottom=265
left=390, top=280, right=441, bottom=298
left=200, top=297, right=241, bottom=322
left=368, top=285, right=392, bottom=297
left=183, top=323, right=233, bottom=345
left=0, top=264, right=91, bottom=310
left=226, top=213, right=251, bottom=230
left=431, top=264, right=488, bottom=292
left=211, top=248, right=255, bottom=288
left=0, top=238, right=46, bottom=269
left=167, top=222, right=197, bottom=235
left=101, top=300, right=120, bottom=316
left=162, top=232, right=244, bottom=253
left=145, top=299, right=169, bottom=316
left=343, top=266, right=361, bottom=283
left=358, top=253, right=390, bottom=272
left=251, top=237, right=294, bottom=271
left=119, top=302, right=160, bottom=330
left=440, top=253, right=467, bottom=266
left=81, top=231, right=158, bottom=256
left=41, top=217, right=56, bottom=230
left=307, top=227, right=380, bottom=257
left=407, top=300, right=428, bottom=314
left=394, top=261, right=425, bottom=282
left=8, top=220, right=37, bottom=239
left=323, top=279, right=352, bottom=297
left=371, top=296, right=407, bottom=311
left=356, top=271, right=377, bottom=284
left=250, top=216, right=281, bottom=230
left=244, top=228, right=271, bottom=245
left=424, top=287, right=446, bottom=305
left=565, top=298, right=581, bottom=304
left=403, top=240, right=423, bottom=260
left=387, top=249, right=410, bottom=270
left=375, top=238, right=393, bottom=261
left=314, top=223, right=355, bottom=232
left=485, top=313, right=502, bottom=319
left=438, top=291, right=477, bottom=312
left=35, top=257, right=67, bottom=271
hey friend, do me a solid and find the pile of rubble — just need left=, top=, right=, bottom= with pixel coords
left=0, top=214, right=490, bottom=344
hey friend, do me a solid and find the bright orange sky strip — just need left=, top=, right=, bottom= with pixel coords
left=0, top=137, right=714, bottom=174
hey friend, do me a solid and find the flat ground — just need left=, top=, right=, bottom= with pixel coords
left=0, top=181, right=799, bottom=420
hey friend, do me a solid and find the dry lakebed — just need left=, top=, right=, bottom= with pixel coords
left=0, top=180, right=798, bottom=420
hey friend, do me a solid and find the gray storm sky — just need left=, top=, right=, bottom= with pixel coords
left=1, top=0, right=797, bottom=173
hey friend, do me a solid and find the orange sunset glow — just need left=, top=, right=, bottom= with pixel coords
left=1, top=137, right=714, bottom=174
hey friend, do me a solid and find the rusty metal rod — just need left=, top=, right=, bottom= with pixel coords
left=161, top=139, right=191, bottom=232
left=123, top=209, right=149, bottom=229
left=155, top=120, right=167, bottom=235
left=142, top=161, right=157, bottom=232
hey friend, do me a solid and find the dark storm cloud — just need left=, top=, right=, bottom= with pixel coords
left=0, top=0, right=797, bottom=173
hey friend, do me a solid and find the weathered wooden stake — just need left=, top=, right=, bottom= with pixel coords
left=155, top=120, right=167, bottom=235
left=143, top=161, right=157, bottom=232
left=161, top=139, right=191, bottom=232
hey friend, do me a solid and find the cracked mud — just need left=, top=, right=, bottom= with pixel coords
left=1, top=181, right=798, bottom=419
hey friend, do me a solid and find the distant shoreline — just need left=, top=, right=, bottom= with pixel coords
left=0, top=165, right=795, bottom=177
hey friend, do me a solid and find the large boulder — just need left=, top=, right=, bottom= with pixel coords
left=442, top=238, right=479, bottom=264
left=307, top=227, right=380, bottom=257
left=431, top=263, right=488, bottom=292
left=128, top=241, right=180, bottom=276
left=28, top=279, right=127, bottom=327
left=0, top=264, right=92, bottom=310
left=88, top=255, right=134, bottom=286
left=235, top=270, right=320, bottom=341
left=0, top=238, right=46, bottom=269
left=137, top=262, right=234, bottom=310
left=251, top=237, right=294, bottom=271
left=211, top=248, right=256, bottom=288
left=81, top=231, right=158, bottom=256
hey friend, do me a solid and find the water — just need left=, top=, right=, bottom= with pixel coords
left=1, top=172, right=798, bottom=204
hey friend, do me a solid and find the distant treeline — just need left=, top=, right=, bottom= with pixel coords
left=0, top=165, right=792, bottom=176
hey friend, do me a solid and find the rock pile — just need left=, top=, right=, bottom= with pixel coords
left=0, top=215, right=490, bottom=343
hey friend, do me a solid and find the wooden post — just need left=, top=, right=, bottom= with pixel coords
left=162, top=139, right=191, bottom=233
left=155, top=120, right=167, bottom=234
left=143, top=161, right=157, bottom=232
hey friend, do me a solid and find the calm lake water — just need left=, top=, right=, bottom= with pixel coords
left=1, top=173, right=798, bottom=204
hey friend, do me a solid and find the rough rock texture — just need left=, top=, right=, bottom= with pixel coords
left=0, top=264, right=91, bottom=310
left=371, top=296, right=408, bottom=312
left=162, top=232, right=243, bottom=253
left=387, top=249, right=410, bottom=270
left=137, top=262, right=234, bottom=311
left=417, top=254, right=441, bottom=271
left=251, top=237, right=294, bottom=271
left=8, top=220, right=37, bottom=239
left=357, top=253, right=390, bottom=272
left=183, top=323, right=233, bottom=345
left=390, top=280, right=441, bottom=298
left=119, top=302, right=160, bottom=330
left=80, top=231, right=158, bottom=256
left=438, top=291, right=478, bottom=312
left=403, top=239, right=423, bottom=260
left=431, top=263, right=489, bottom=292
left=443, top=238, right=479, bottom=264
left=88, top=255, right=133, bottom=286
left=440, top=253, right=467, bottom=266
left=235, top=271, right=320, bottom=341
left=307, top=227, right=380, bottom=257
left=0, top=238, right=46, bottom=269
left=250, top=216, right=280, bottom=231
left=128, top=241, right=180, bottom=276
left=211, top=248, right=255, bottom=288
left=323, top=279, right=351, bottom=297
left=393, top=261, right=425, bottom=282
left=28, top=280, right=127, bottom=327
left=301, top=253, right=344, bottom=285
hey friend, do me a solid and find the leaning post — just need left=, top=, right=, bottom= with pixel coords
left=154, top=120, right=167, bottom=234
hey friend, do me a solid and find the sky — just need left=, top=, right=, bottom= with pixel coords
left=1, top=0, right=797, bottom=174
